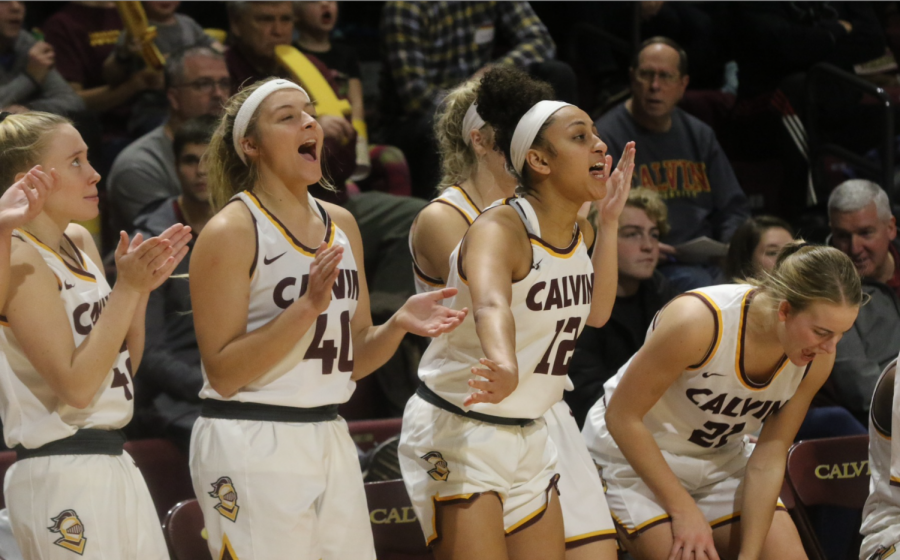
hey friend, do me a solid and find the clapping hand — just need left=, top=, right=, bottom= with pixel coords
left=0, top=165, right=58, bottom=232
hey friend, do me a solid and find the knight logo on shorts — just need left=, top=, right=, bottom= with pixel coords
left=421, top=451, right=450, bottom=481
left=47, top=509, right=87, bottom=555
left=209, top=476, right=240, bottom=522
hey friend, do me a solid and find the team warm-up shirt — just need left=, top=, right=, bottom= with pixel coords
left=410, top=185, right=482, bottom=294
left=198, top=191, right=359, bottom=408
left=861, top=357, right=900, bottom=538
left=418, top=196, right=594, bottom=419
left=588, top=284, right=811, bottom=458
left=0, top=231, right=133, bottom=449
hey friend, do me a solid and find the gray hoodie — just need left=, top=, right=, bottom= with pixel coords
left=0, top=31, right=84, bottom=115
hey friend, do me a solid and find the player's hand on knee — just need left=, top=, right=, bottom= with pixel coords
left=304, top=241, right=343, bottom=313
left=668, top=505, right=719, bottom=560
left=395, top=287, right=468, bottom=337
left=463, top=358, right=518, bottom=406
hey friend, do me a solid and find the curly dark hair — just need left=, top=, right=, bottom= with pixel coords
left=475, top=66, right=554, bottom=193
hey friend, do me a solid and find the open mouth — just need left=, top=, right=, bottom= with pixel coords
left=297, top=139, right=317, bottom=162
left=589, top=161, right=605, bottom=179
left=321, top=11, right=334, bottom=24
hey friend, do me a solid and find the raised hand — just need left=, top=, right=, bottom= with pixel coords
left=114, top=224, right=191, bottom=294
left=596, top=141, right=636, bottom=225
left=304, top=242, right=344, bottom=313
left=668, top=503, right=720, bottom=560
left=0, top=165, right=58, bottom=231
left=463, top=358, right=518, bottom=407
left=26, top=41, right=55, bottom=84
left=395, top=287, right=468, bottom=337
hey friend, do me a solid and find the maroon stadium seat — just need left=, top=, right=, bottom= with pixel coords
left=365, top=479, right=432, bottom=560
left=162, top=499, right=211, bottom=560
left=348, top=418, right=403, bottom=452
left=0, top=451, right=15, bottom=509
left=124, top=439, right=194, bottom=520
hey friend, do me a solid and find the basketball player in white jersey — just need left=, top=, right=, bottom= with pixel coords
left=188, top=78, right=466, bottom=560
left=860, top=354, right=900, bottom=560
left=0, top=111, right=191, bottom=559
left=399, top=66, right=635, bottom=560
left=408, top=79, right=617, bottom=560
left=583, top=243, right=863, bottom=560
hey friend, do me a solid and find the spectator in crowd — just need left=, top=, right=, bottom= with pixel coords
left=565, top=188, right=677, bottom=427
left=131, top=115, right=216, bottom=450
left=596, top=36, right=750, bottom=292
left=724, top=215, right=794, bottom=281
left=42, top=1, right=161, bottom=139
left=379, top=1, right=576, bottom=197
left=826, top=179, right=900, bottom=424
left=0, top=1, right=83, bottom=115
left=102, top=0, right=221, bottom=136
left=107, top=46, right=228, bottom=232
left=728, top=2, right=888, bottom=212
left=294, top=0, right=411, bottom=196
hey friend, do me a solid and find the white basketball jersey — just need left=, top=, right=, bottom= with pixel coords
left=411, top=185, right=482, bottom=293
left=591, top=284, right=811, bottom=458
left=419, top=197, right=594, bottom=419
left=198, top=191, right=359, bottom=407
left=861, top=358, right=900, bottom=537
left=0, top=231, right=133, bottom=449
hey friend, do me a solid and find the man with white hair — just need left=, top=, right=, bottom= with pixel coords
left=827, top=179, right=900, bottom=422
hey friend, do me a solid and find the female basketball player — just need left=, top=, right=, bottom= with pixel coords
left=583, top=243, right=863, bottom=560
left=408, top=78, right=617, bottom=560
left=860, top=353, right=900, bottom=560
left=0, top=111, right=190, bottom=559
left=399, top=66, right=634, bottom=560
left=189, top=78, right=466, bottom=560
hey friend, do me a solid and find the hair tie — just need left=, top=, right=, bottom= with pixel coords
left=232, top=79, right=308, bottom=165
left=510, top=100, right=572, bottom=174
left=462, top=102, right=485, bottom=146
left=0, top=112, right=11, bottom=124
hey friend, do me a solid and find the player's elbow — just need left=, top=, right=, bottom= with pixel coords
left=56, top=384, right=96, bottom=410
left=206, top=372, right=239, bottom=400
left=586, top=308, right=612, bottom=329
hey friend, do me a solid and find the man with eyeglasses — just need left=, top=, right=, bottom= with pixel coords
left=596, top=36, right=749, bottom=292
left=108, top=46, right=228, bottom=233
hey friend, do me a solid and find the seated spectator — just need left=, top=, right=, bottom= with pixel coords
left=42, top=1, right=161, bottom=142
left=379, top=1, right=576, bottom=197
left=294, top=0, right=410, bottom=196
left=107, top=46, right=228, bottom=232
left=131, top=115, right=216, bottom=449
left=565, top=188, right=677, bottom=427
left=596, top=36, right=750, bottom=292
left=724, top=215, right=794, bottom=281
left=0, top=1, right=83, bottom=115
left=826, top=179, right=900, bottom=424
left=102, top=0, right=221, bottom=136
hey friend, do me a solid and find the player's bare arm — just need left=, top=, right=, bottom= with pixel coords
left=191, top=203, right=333, bottom=398
left=326, top=202, right=467, bottom=380
left=605, top=295, right=721, bottom=560
left=410, top=202, right=471, bottom=284
left=737, top=355, right=833, bottom=560
left=462, top=206, right=532, bottom=406
left=587, top=141, right=635, bottom=328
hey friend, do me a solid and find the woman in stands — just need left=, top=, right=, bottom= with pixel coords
left=399, top=66, right=634, bottom=560
left=408, top=78, right=618, bottom=560
left=0, top=111, right=190, bottom=559
left=860, top=352, right=900, bottom=560
left=724, top=216, right=794, bottom=281
left=189, top=78, right=465, bottom=560
left=583, top=243, right=863, bottom=560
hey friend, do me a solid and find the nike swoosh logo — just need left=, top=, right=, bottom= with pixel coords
left=64, top=281, right=75, bottom=290
left=264, top=252, right=286, bottom=265
left=701, top=372, right=724, bottom=378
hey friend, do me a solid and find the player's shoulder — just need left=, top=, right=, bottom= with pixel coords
left=194, top=200, right=256, bottom=256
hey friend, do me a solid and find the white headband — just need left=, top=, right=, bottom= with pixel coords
left=232, top=79, right=308, bottom=165
left=462, top=102, right=485, bottom=146
left=510, top=100, right=572, bottom=174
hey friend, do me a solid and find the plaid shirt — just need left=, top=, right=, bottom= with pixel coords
left=381, top=1, right=555, bottom=117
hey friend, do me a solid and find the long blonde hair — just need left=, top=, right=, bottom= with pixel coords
left=0, top=112, right=71, bottom=189
left=434, top=79, right=492, bottom=192
left=748, top=242, right=865, bottom=311
left=205, top=78, right=333, bottom=210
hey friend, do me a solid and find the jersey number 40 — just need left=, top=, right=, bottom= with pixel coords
left=304, top=310, right=354, bottom=374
